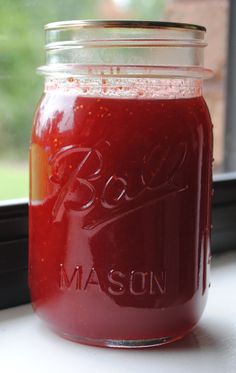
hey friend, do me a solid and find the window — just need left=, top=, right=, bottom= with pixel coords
left=0, top=0, right=235, bottom=309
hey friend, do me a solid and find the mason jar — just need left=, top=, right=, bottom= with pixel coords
left=29, top=20, right=213, bottom=348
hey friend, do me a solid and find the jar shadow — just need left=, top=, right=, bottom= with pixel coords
left=157, top=324, right=222, bottom=351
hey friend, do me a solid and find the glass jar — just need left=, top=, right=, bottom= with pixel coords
left=29, top=20, right=213, bottom=348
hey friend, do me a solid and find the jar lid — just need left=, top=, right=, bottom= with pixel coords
left=45, top=20, right=206, bottom=32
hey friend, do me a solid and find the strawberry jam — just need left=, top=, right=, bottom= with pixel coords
left=29, top=84, right=212, bottom=346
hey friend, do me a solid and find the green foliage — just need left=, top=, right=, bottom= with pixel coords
left=0, top=0, right=165, bottom=159
left=0, top=0, right=101, bottom=157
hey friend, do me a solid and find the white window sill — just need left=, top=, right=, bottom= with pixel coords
left=0, top=251, right=236, bottom=373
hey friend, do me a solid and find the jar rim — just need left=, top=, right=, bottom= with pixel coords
left=42, top=20, right=211, bottom=79
left=44, top=19, right=206, bottom=32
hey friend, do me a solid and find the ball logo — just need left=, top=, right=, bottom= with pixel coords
left=49, top=139, right=188, bottom=227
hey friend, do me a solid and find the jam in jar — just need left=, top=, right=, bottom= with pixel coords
left=29, top=20, right=213, bottom=348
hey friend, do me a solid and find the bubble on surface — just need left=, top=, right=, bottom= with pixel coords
left=45, top=76, right=202, bottom=100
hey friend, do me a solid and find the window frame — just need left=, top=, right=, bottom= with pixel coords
left=0, top=199, right=29, bottom=309
left=224, top=0, right=236, bottom=170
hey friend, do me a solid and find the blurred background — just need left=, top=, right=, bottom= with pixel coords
left=0, top=0, right=230, bottom=200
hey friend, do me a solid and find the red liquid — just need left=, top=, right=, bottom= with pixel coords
left=29, top=92, right=212, bottom=344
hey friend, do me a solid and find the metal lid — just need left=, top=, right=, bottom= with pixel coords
left=45, top=20, right=206, bottom=32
